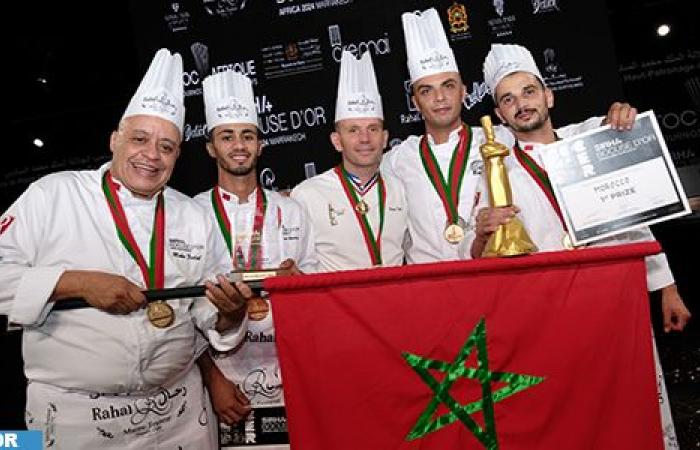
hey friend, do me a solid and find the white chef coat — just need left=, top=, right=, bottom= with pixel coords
left=0, top=163, right=245, bottom=449
left=194, top=186, right=317, bottom=450
left=381, top=124, right=516, bottom=263
left=291, top=168, right=408, bottom=272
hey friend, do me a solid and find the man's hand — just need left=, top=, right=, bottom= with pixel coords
left=470, top=206, right=519, bottom=258
left=198, top=353, right=251, bottom=425
left=277, top=258, right=302, bottom=276
left=52, top=270, right=146, bottom=314
left=206, top=275, right=254, bottom=332
left=660, top=284, right=691, bottom=332
left=603, top=102, right=638, bottom=131
left=474, top=206, right=520, bottom=238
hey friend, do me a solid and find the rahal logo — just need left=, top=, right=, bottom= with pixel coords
left=328, top=24, right=391, bottom=63
left=419, top=50, right=450, bottom=70
left=447, top=2, right=468, bottom=34
left=532, top=0, right=560, bottom=14
left=141, top=91, right=178, bottom=116
left=217, top=98, right=251, bottom=119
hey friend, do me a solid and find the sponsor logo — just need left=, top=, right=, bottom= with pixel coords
left=328, top=24, right=391, bottom=63
left=164, top=2, right=191, bottom=32
left=260, top=167, right=276, bottom=189
left=203, top=0, right=249, bottom=18
left=542, top=48, right=584, bottom=92
left=463, top=81, right=490, bottom=110
left=488, top=0, right=516, bottom=37
left=532, top=0, right=560, bottom=14
left=261, top=37, right=323, bottom=79
left=399, top=79, right=422, bottom=125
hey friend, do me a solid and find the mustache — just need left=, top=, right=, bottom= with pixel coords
left=515, top=108, right=538, bottom=119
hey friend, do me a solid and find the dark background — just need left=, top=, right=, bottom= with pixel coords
left=3, top=0, right=698, bottom=446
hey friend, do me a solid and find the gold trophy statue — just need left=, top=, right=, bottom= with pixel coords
left=479, top=115, right=537, bottom=257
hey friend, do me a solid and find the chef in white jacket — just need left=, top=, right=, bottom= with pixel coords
left=0, top=49, right=253, bottom=449
left=194, top=69, right=317, bottom=449
left=292, top=50, right=409, bottom=271
left=471, top=43, right=691, bottom=449
left=381, top=8, right=517, bottom=264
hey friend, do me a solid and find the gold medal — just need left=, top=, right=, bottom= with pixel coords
left=562, top=233, right=574, bottom=250
left=247, top=296, right=270, bottom=321
left=444, top=223, right=465, bottom=244
left=147, top=301, right=174, bottom=328
left=355, top=200, right=369, bottom=215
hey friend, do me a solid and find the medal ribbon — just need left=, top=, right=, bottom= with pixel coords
left=419, top=125, right=471, bottom=226
left=102, top=171, right=164, bottom=289
left=513, top=143, right=566, bottom=230
left=211, top=186, right=267, bottom=270
left=334, top=165, right=386, bottom=266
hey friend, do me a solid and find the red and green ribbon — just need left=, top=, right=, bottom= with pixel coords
left=419, top=125, right=472, bottom=226
left=102, top=171, right=165, bottom=289
left=512, top=143, right=566, bottom=230
left=334, top=165, right=386, bottom=266
left=211, top=186, right=267, bottom=270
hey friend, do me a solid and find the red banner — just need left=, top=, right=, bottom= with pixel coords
left=267, top=243, right=663, bottom=450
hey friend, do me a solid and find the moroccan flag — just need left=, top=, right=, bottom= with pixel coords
left=266, top=243, right=664, bottom=450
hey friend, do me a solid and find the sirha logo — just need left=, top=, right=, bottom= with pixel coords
left=419, top=51, right=450, bottom=70
left=217, top=98, right=251, bottom=119
left=141, top=92, right=178, bottom=116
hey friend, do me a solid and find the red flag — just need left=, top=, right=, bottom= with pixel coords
left=267, top=243, right=664, bottom=450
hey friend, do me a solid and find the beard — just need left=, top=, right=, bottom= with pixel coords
left=511, top=107, right=550, bottom=132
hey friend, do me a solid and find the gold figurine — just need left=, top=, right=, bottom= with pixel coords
left=479, top=115, right=537, bottom=257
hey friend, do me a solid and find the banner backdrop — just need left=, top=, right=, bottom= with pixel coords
left=266, top=243, right=663, bottom=449
left=128, top=0, right=623, bottom=195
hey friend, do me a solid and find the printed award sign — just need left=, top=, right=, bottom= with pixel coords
left=541, top=110, right=691, bottom=246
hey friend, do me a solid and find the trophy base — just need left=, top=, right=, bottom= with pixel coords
left=482, top=218, right=538, bottom=258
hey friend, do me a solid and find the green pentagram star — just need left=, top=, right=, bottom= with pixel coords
left=402, top=318, right=544, bottom=449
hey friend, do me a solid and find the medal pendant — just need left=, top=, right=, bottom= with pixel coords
left=355, top=200, right=369, bottom=215
left=147, top=301, right=175, bottom=328
left=444, top=223, right=465, bottom=244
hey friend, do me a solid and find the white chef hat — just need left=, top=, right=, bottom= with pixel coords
left=402, top=8, right=459, bottom=84
left=203, top=70, right=257, bottom=130
left=483, top=43, right=545, bottom=98
left=335, top=50, right=383, bottom=123
left=122, top=48, right=185, bottom=134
